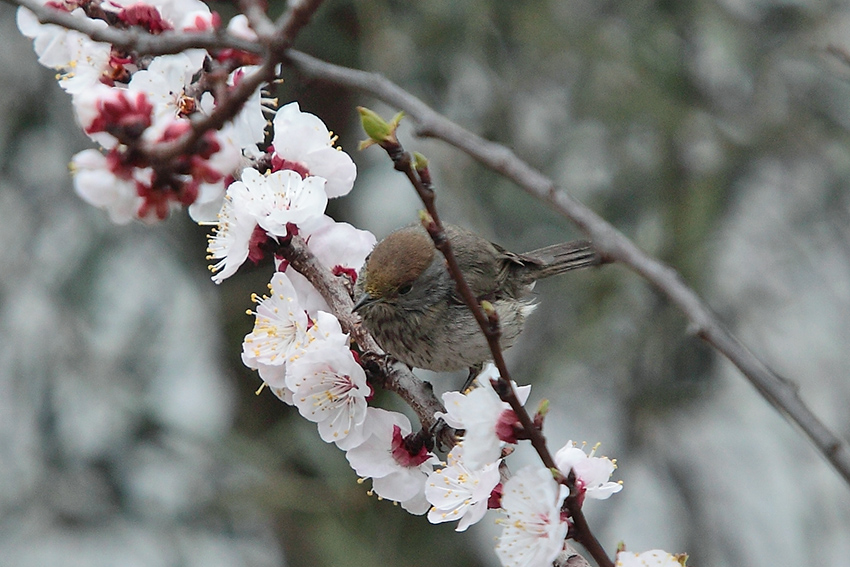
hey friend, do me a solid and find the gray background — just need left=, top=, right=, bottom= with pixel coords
left=2, top=0, right=850, bottom=565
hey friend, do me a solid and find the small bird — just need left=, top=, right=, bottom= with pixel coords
left=353, top=223, right=601, bottom=372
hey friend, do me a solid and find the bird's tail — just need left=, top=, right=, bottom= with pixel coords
left=518, top=240, right=603, bottom=280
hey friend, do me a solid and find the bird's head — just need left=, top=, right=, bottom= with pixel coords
left=353, top=226, right=436, bottom=312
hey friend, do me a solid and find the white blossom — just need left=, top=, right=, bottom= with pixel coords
left=426, top=445, right=500, bottom=531
left=237, top=168, right=328, bottom=238
left=205, top=167, right=330, bottom=281
left=205, top=181, right=257, bottom=284
left=438, top=364, right=531, bottom=470
left=102, top=0, right=213, bottom=35
left=241, top=272, right=311, bottom=373
left=346, top=408, right=439, bottom=515
left=271, top=102, right=357, bottom=198
left=70, top=149, right=143, bottom=224
left=128, top=53, right=203, bottom=126
left=189, top=178, right=234, bottom=225
left=553, top=441, right=622, bottom=502
left=17, top=7, right=111, bottom=94
left=252, top=311, right=346, bottom=399
left=287, top=346, right=370, bottom=447
left=226, top=14, right=257, bottom=41
left=283, top=266, right=332, bottom=316
left=72, top=84, right=148, bottom=149
left=282, top=217, right=378, bottom=314
left=306, top=218, right=377, bottom=274
left=495, top=466, right=568, bottom=567
left=220, top=66, right=268, bottom=154
left=194, top=67, right=268, bottom=220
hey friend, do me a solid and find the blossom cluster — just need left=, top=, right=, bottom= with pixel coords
left=16, top=3, right=685, bottom=565
left=435, top=373, right=622, bottom=566
left=18, top=0, right=268, bottom=224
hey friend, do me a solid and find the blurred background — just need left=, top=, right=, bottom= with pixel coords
left=2, top=0, right=850, bottom=565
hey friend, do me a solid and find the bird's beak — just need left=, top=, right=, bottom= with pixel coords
left=352, top=292, right=378, bottom=313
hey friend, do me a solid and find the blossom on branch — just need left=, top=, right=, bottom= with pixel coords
left=259, top=310, right=349, bottom=406
left=127, top=52, right=205, bottom=126
left=425, top=445, right=501, bottom=532
left=346, top=408, right=439, bottom=515
left=438, top=364, right=532, bottom=470
left=70, top=149, right=144, bottom=224
left=302, top=218, right=377, bottom=278
left=554, top=441, right=622, bottom=505
left=17, top=5, right=626, bottom=562
left=271, top=102, right=357, bottom=198
left=283, top=217, right=377, bottom=314
left=99, top=0, right=217, bottom=34
left=287, top=346, right=370, bottom=449
left=17, top=0, right=213, bottom=94
left=205, top=181, right=256, bottom=283
left=75, top=85, right=153, bottom=148
left=205, top=168, right=329, bottom=283
left=241, top=168, right=328, bottom=237
left=225, top=14, right=257, bottom=41
left=16, top=5, right=112, bottom=95
left=17, top=0, right=270, bottom=225
left=241, top=272, right=311, bottom=374
left=495, top=465, right=568, bottom=567
left=203, top=66, right=268, bottom=153
left=241, top=271, right=349, bottom=406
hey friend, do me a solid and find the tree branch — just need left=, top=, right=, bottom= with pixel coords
left=285, top=49, right=850, bottom=487
left=8, top=0, right=326, bottom=164
left=237, top=0, right=277, bottom=42
left=146, top=0, right=325, bottom=162
left=144, top=59, right=276, bottom=162
left=9, top=0, right=262, bottom=55
left=275, top=0, right=325, bottom=46
left=365, top=124, right=610, bottom=567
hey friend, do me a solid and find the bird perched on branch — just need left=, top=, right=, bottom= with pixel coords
left=353, top=223, right=602, bottom=372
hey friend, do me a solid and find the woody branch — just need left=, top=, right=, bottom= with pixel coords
left=359, top=117, right=612, bottom=567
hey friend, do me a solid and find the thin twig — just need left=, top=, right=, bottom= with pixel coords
left=390, top=151, right=511, bottom=378
left=8, top=0, right=325, bottom=164
left=371, top=134, right=611, bottom=567
left=285, top=49, right=850, bottom=487
left=10, top=0, right=262, bottom=54
left=238, top=0, right=277, bottom=41
left=564, top=470, right=611, bottom=565
left=146, top=0, right=325, bottom=161
left=274, top=0, right=325, bottom=47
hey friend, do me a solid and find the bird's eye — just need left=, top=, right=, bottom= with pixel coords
left=398, top=283, right=413, bottom=295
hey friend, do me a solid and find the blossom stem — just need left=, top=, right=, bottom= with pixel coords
left=372, top=130, right=613, bottom=567
left=565, top=470, right=613, bottom=567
